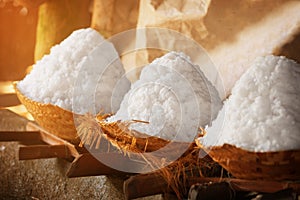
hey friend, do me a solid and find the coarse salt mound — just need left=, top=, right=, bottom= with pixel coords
left=200, top=55, right=300, bottom=152
left=109, top=51, right=222, bottom=142
left=17, top=28, right=130, bottom=115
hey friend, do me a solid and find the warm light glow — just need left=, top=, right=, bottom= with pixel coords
left=0, top=81, right=15, bottom=94
left=0, top=81, right=33, bottom=120
left=6, top=104, right=34, bottom=121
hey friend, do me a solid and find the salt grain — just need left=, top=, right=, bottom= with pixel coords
left=109, top=51, right=222, bottom=142
left=200, top=55, right=300, bottom=152
left=18, top=28, right=130, bottom=114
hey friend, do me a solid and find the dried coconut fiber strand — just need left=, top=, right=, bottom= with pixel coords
left=77, top=113, right=222, bottom=198
left=75, top=52, right=223, bottom=198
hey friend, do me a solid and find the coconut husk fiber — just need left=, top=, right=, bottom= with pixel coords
left=77, top=114, right=170, bottom=153
left=77, top=114, right=223, bottom=198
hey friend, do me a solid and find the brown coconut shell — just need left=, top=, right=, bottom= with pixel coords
left=76, top=113, right=223, bottom=199
left=198, top=143, right=300, bottom=181
left=77, top=114, right=222, bottom=199
left=98, top=120, right=171, bottom=153
left=14, top=82, right=80, bottom=144
left=77, top=114, right=193, bottom=153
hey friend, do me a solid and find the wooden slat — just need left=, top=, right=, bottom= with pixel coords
left=67, top=153, right=130, bottom=178
left=19, top=144, right=75, bottom=161
left=189, top=178, right=300, bottom=194
left=124, top=172, right=168, bottom=200
left=67, top=151, right=163, bottom=178
left=26, top=122, right=67, bottom=145
left=124, top=173, right=300, bottom=200
left=0, top=131, right=42, bottom=144
left=0, top=94, right=21, bottom=107
left=26, top=122, right=80, bottom=159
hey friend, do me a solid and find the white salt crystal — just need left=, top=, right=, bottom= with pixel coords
left=18, top=28, right=130, bottom=114
left=109, top=51, right=222, bottom=142
left=200, top=55, right=300, bottom=152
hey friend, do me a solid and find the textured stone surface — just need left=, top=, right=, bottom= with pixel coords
left=0, top=109, right=162, bottom=200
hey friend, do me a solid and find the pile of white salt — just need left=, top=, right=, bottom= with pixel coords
left=110, top=51, right=222, bottom=142
left=200, top=55, right=300, bottom=152
left=17, top=28, right=130, bottom=115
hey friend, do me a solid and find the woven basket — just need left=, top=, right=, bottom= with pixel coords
left=77, top=114, right=194, bottom=153
left=14, top=82, right=80, bottom=144
left=77, top=113, right=222, bottom=199
left=198, top=143, right=300, bottom=181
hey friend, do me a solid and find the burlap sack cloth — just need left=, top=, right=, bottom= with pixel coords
left=91, top=0, right=140, bottom=38
left=130, top=0, right=300, bottom=98
left=121, top=0, right=213, bottom=83
left=137, top=0, right=210, bottom=43
left=20, top=0, right=300, bottom=102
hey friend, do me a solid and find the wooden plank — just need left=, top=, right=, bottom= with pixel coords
left=124, top=172, right=168, bottom=200
left=19, top=144, right=75, bottom=161
left=26, top=122, right=67, bottom=145
left=187, top=177, right=300, bottom=193
left=0, top=131, right=42, bottom=144
left=26, top=122, right=80, bottom=159
left=67, top=151, right=164, bottom=178
left=66, top=153, right=130, bottom=178
left=0, top=94, right=20, bottom=107
left=124, top=173, right=300, bottom=200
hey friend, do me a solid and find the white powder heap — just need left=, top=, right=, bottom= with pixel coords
left=109, top=51, right=222, bottom=142
left=200, top=55, right=300, bottom=152
left=18, top=28, right=130, bottom=114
